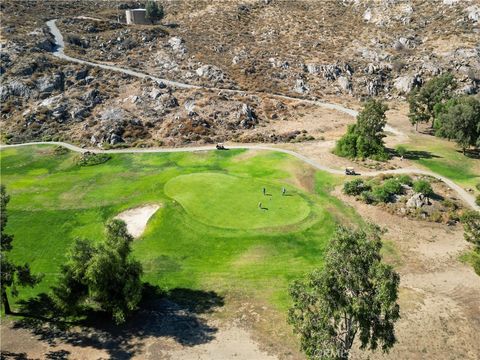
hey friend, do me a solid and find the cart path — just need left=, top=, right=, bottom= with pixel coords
left=1, top=141, right=478, bottom=211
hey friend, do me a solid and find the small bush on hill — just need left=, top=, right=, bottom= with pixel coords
left=343, top=179, right=370, bottom=196
left=54, top=146, right=69, bottom=156
left=361, top=190, right=376, bottom=204
left=413, top=179, right=434, bottom=197
left=396, top=145, right=408, bottom=158
left=76, top=152, right=111, bottom=166
left=396, top=174, right=413, bottom=186
left=372, top=178, right=403, bottom=203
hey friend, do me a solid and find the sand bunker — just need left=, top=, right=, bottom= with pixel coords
left=115, top=204, right=161, bottom=238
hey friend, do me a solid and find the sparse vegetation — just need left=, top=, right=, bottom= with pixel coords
left=75, top=151, right=111, bottom=166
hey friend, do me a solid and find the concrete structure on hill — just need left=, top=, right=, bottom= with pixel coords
left=126, top=9, right=148, bottom=25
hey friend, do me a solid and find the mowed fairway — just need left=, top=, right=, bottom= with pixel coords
left=0, top=145, right=358, bottom=310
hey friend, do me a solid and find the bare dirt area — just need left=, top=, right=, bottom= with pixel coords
left=335, top=190, right=480, bottom=360
left=115, top=204, right=161, bottom=238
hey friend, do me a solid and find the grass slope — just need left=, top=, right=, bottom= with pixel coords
left=403, top=136, right=480, bottom=190
left=0, top=146, right=358, bottom=310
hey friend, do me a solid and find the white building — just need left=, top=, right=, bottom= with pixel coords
left=126, top=9, right=148, bottom=25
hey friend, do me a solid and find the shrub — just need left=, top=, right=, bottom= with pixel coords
left=361, top=191, right=377, bottom=204
left=372, top=179, right=403, bottom=203
left=476, top=195, right=480, bottom=207
left=334, top=124, right=358, bottom=158
left=396, top=145, right=408, bottom=158
left=396, top=175, right=413, bottom=186
left=76, top=152, right=111, bottom=166
left=54, top=146, right=69, bottom=156
left=373, top=186, right=392, bottom=203
left=442, top=199, right=458, bottom=210
left=413, top=179, right=434, bottom=197
left=473, top=255, right=480, bottom=276
left=383, top=178, right=403, bottom=195
left=343, top=179, right=370, bottom=196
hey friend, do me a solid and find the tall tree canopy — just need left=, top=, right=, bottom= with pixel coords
left=54, top=220, right=143, bottom=324
left=408, top=73, right=456, bottom=130
left=1, top=185, right=41, bottom=314
left=434, top=96, right=480, bottom=153
left=335, top=100, right=389, bottom=160
left=288, top=225, right=400, bottom=360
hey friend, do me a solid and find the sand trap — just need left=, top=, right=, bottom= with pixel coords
left=115, top=204, right=161, bottom=238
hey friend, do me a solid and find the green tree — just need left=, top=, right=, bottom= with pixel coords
left=395, top=145, right=407, bottom=158
left=288, top=225, right=400, bottom=360
left=1, top=185, right=41, bottom=314
left=434, top=96, right=480, bottom=154
left=145, top=0, right=164, bottom=24
left=408, top=73, right=456, bottom=131
left=461, top=211, right=480, bottom=248
left=335, top=100, right=389, bottom=160
left=54, top=220, right=143, bottom=324
left=413, top=179, right=434, bottom=199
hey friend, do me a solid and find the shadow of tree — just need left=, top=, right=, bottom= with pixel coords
left=460, top=149, right=480, bottom=159
left=0, top=351, right=30, bottom=360
left=45, top=350, right=70, bottom=360
left=403, top=150, right=441, bottom=160
left=10, top=284, right=224, bottom=359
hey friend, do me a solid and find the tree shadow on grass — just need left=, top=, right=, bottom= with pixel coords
left=404, top=150, right=441, bottom=160
left=459, top=149, right=480, bottom=159
left=10, top=284, right=224, bottom=359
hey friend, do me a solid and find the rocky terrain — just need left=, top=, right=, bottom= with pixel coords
left=1, top=0, right=479, bottom=147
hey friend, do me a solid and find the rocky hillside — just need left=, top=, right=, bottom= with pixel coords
left=1, top=0, right=479, bottom=147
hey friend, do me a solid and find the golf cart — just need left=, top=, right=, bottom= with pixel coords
left=216, top=143, right=226, bottom=150
left=345, top=167, right=356, bottom=175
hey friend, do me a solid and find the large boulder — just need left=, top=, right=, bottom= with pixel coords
left=196, top=64, right=224, bottom=82
left=337, top=76, right=352, bottom=92
left=294, top=79, right=309, bottom=94
left=168, top=36, right=187, bottom=54
left=0, top=80, right=33, bottom=101
left=406, top=193, right=429, bottom=208
left=82, top=88, right=102, bottom=106
left=37, top=72, right=65, bottom=93
left=394, top=74, right=422, bottom=94
left=466, top=5, right=480, bottom=22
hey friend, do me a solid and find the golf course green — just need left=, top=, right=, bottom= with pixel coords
left=165, top=172, right=311, bottom=229
left=0, top=145, right=358, bottom=309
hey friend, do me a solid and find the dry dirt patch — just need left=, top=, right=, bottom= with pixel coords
left=115, top=204, right=161, bottom=238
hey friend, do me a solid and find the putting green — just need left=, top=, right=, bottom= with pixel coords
left=164, top=172, right=311, bottom=229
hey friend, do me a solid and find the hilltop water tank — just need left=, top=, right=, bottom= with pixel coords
left=126, top=9, right=148, bottom=25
